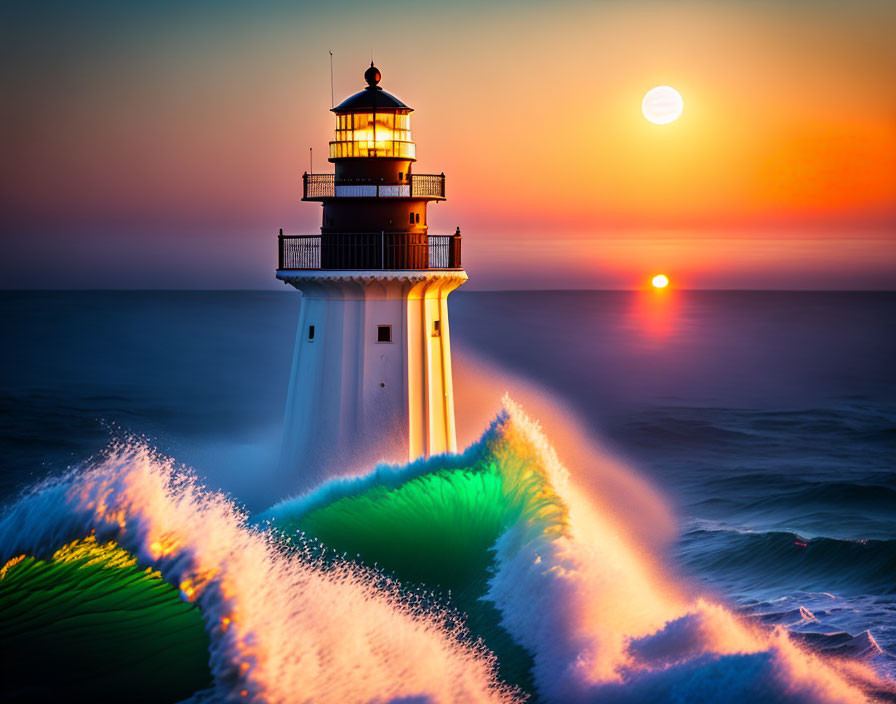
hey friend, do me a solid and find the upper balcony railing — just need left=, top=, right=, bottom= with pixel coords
left=278, top=231, right=462, bottom=271
left=303, top=173, right=445, bottom=201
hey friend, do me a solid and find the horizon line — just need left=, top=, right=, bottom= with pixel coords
left=2, top=288, right=895, bottom=294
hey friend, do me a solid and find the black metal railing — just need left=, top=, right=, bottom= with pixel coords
left=302, top=173, right=445, bottom=200
left=427, top=235, right=452, bottom=269
left=303, top=174, right=334, bottom=199
left=279, top=235, right=321, bottom=269
left=278, top=231, right=462, bottom=271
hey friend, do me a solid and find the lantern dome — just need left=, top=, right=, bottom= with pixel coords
left=332, top=63, right=412, bottom=113
left=329, top=64, right=415, bottom=160
left=332, top=89, right=411, bottom=112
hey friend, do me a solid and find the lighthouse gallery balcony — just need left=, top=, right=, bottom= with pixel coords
left=278, top=231, right=461, bottom=271
left=303, top=173, right=445, bottom=201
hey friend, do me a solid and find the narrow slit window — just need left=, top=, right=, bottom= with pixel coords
left=377, top=325, right=392, bottom=343
left=415, top=212, right=421, bottom=224
left=308, top=325, right=315, bottom=340
left=409, top=212, right=415, bottom=225
left=432, top=320, right=441, bottom=337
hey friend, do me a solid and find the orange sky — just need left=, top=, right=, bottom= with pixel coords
left=1, top=1, right=894, bottom=289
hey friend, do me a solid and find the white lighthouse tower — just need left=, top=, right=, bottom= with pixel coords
left=276, top=64, right=466, bottom=490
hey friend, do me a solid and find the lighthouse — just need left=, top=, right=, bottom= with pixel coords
left=276, top=64, right=466, bottom=490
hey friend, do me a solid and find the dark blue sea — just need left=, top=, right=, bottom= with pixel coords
left=1, top=290, right=895, bottom=689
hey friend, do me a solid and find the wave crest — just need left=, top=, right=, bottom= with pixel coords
left=268, top=397, right=893, bottom=703
left=0, top=441, right=519, bottom=704
left=1, top=398, right=893, bottom=703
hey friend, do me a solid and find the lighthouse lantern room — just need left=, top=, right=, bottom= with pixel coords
left=276, top=64, right=466, bottom=490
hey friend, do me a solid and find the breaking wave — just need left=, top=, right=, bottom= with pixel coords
left=0, top=442, right=514, bottom=703
left=1, top=398, right=893, bottom=702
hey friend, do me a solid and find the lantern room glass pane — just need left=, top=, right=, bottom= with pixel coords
left=329, top=110, right=415, bottom=159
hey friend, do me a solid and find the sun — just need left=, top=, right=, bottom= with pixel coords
left=642, top=86, right=683, bottom=125
left=652, top=274, right=669, bottom=289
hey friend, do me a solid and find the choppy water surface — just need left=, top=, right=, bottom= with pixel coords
left=1, top=290, right=894, bottom=702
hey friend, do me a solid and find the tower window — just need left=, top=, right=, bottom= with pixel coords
left=432, top=320, right=441, bottom=337
left=415, top=212, right=421, bottom=224
left=377, top=325, right=392, bottom=343
left=308, top=325, right=315, bottom=341
left=409, top=213, right=415, bottom=225
left=398, top=172, right=403, bottom=181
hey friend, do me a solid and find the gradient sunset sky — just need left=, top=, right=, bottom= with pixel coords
left=1, top=0, right=894, bottom=289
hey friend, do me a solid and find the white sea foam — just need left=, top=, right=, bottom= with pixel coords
left=0, top=443, right=518, bottom=704
left=484, top=398, right=889, bottom=703
left=1, top=394, right=892, bottom=703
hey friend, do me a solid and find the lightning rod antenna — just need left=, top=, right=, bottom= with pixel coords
left=329, top=50, right=334, bottom=108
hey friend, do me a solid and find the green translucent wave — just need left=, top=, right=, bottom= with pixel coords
left=270, top=424, right=568, bottom=697
left=0, top=537, right=212, bottom=702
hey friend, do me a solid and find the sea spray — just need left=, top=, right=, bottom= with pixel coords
left=484, top=399, right=890, bottom=702
left=269, top=396, right=893, bottom=703
left=0, top=441, right=519, bottom=704
left=451, top=351, right=678, bottom=555
left=1, top=402, right=893, bottom=702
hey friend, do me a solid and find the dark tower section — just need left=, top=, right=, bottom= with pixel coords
left=300, top=64, right=455, bottom=270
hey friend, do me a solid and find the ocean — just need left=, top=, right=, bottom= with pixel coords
left=1, top=289, right=894, bottom=702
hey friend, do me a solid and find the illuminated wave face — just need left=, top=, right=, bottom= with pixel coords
left=260, top=407, right=570, bottom=692
left=0, top=442, right=516, bottom=704
left=0, top=536, right=212, bottom=701
left=0, top=399, right=891, bottom=703
left=264, top=397, right=891, bottom=704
